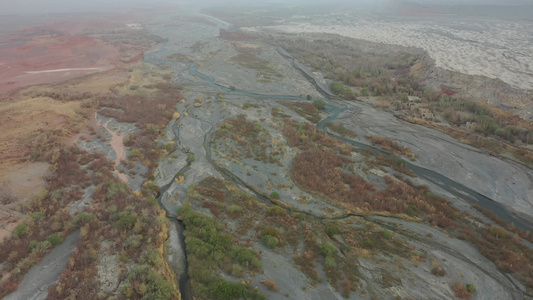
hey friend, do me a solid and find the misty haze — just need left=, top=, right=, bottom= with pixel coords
left=0, top=1, right=532, bottom=300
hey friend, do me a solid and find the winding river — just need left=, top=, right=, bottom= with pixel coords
left=139, top=14, right=533, bottom=299
left=146, top=39, right=533, bottom=233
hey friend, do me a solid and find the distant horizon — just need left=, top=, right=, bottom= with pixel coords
left=1, top=0, right=533, bottom=15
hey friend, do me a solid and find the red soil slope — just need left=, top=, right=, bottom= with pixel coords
left=0, top=26, right=119, bottom=97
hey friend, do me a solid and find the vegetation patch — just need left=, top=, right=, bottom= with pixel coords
left=282, top=102, right=321, bottom=124
left=365, top=135, right=416, bottom=158
left=178, top=203, right=264, bottom=299
left=213, top=115, right=283, bottom=165
left=325, top=122, right=357, bottom=139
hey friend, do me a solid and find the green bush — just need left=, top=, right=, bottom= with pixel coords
left=261, top=235, right=279, bottom=248
left=233, top=247, right=262, bottom=269
left=381, top=230, right=393, bottom=239
left=106, top=181, right=127, bottom=199
left=231, top=264, right=244, bottom=277
left=267, top=205, right=286, bottom=216
left=144, top=181, right=160, bottom=194
left=209, top=280, right=264, bottom=300
left=466, top=283, right=476, bottom=294
left=227, top=205, right=243, bottom=214
left=324, top=256, right=337, bottom=269
left=31, top=211, right=45, bottom=222
left=320, top=242, right=335, bottom=257
left=326, top=225, right=340, bottom=236
left=331, top=81, right=345, bottom=94
left=490, top=226, right=508, bottom=238
left=115, top=214, right=137, bottom=230
left=261, top=227, right=281, bottom=237
left=75, top=212, right=95, bottom=225
left=34, top=240, right=52, bottom=252
left=407, top=204, right=418, bottom=216
left=292, top=212, right=306, bottom=220
left=13, top=224, right=30, bottom=238
left=314, top=99, right=326, bottom=110
left=46, top=233, right=64, bottom=246
left=29, top=240, right=39, bottom=249
left=143, top=249, right=163, bottom=266
left=269, top=192, right=280, bottom=199
left=128, top=148, right=142, bottom=160
left=127, top=265, right=175, bottom=299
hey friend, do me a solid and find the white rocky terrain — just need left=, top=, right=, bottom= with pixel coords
left=249, top=12, right=533, bottom=91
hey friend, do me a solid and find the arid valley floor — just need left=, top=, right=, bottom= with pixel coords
left=1, top=2, right=533, bottom=300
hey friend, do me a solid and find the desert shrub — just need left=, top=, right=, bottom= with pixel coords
left=209, top=280, right=264, bottom=300
left=115, top=214, right=137, bottom=230
left=407, top=204, right=418, bottom=216
left=231, top=264, right=244, bottom=277
left=125, top=234, right=142, bottom=248
left=452, top=282, right=473, bottom=299
left=125, top=265, right=175, bottom=300
left=30, top=211, right=45, bottom=222
left=466, top=283, right=476, bottom=294
left=331, top=81, right=345, bottom=94
left=431, top=266, right=447, bottom=277
left=106, top=181, right=127, bottom=199
left=381, top=230, right=393, bottom=239
left=29, top=240, right=39, bottom=249
left=490, top=226, right=508, bottom=238
left=321, top=243, right=335, bottom=257
left=233, top=247, right=261, bottom=269
left=13, top=224, right=30, bottom=238
left=128, top=148, right=142, bottom=160
left=326, top=226, right=340, bottom=236
left=314, top=99, right=326, bottom=110
left=261, top=227, right=281, bottom=237
left=283, top=102, right=321, bottom=123
left=46, top=233, right=64, bottom=246
left=32, top=240, right=52, bottom=253
left=292, top=212, right=306, bottom=220
left=261, top=235, right=279, bottom=248
left=227, top=205, right=243, bottom=214
left=75, top=213, right=95, bottom=225
left=269, top=192, right=280, bottom=199
left=143, top=249, right=163, bottom=267
left=324, top=256, right=337, bottom=268
left=261, top=280, right=279, bottom=291
left=320, top=242, right=338, bottom=269
left=267, top=205, right=286, bottom=216
left=16, top=256, right=37, bottom=272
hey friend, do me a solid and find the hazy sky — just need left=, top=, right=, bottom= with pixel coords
left=1, top=0, right=532, bottom=15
